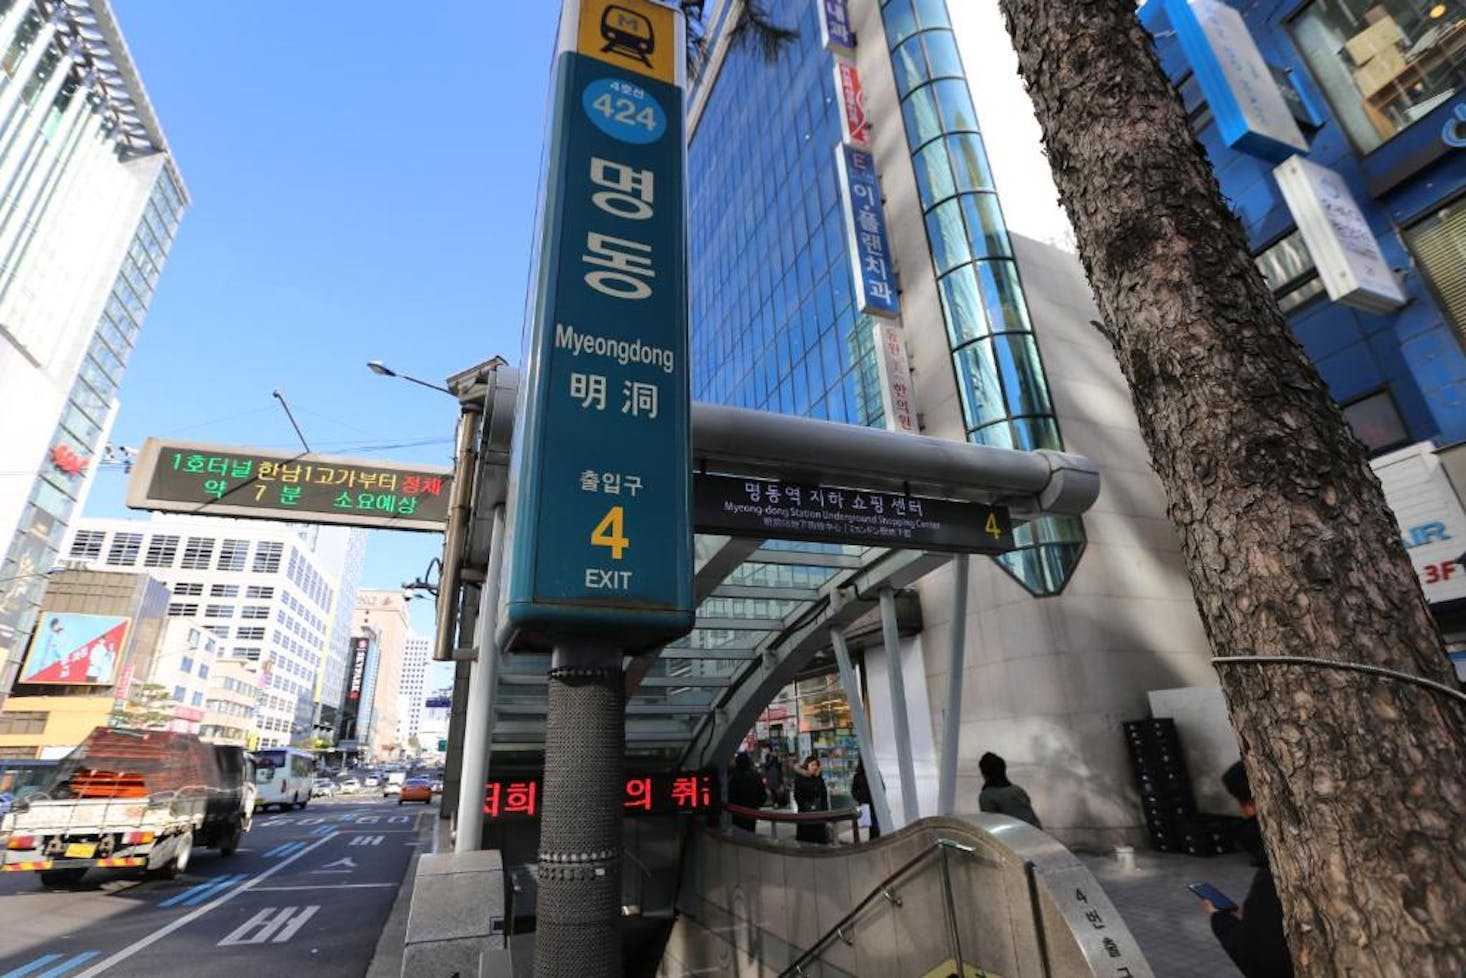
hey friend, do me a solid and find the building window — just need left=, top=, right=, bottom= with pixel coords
left=0, top=711, right=47, bottom=735
left=144, top=534, right=179, bottom=568
left=180, top=537, right=215, bottom=569
left=167, top=602, right=198, bottom=617
left=245, top=586, right=274, bottom=599
left=69, top=530, right=104, bottom=560
left=206, top=626, right=230, bottom=639
left=1402, top=196, right=1466, bottom=336
left=237, top=626, right=266, bottom=640
left=204, top=604, right=234, bottom=619
left=210, top=584, right=240, bottom=598
left=253, top=541, right=283, bottom=574
left=173, top=685, right=186, bottom=703
left=173, top=582, right=203, bottom=596
left=240, top=605, right=270, bottom=620
left=217, top=539, right=248, bottom=572
left=198, top=663, right=209, bottom=680
left=1342, top=390, right=1411, bottom=453
left=105, top=532, right=142, bottom=567
left=191, top=691, right=203, bottom=707
left=1290, top=0, right=1464, bottom=154
left=1255, top=228, right=1327, bottom=314
left=180, top=656, right=194, bottom=675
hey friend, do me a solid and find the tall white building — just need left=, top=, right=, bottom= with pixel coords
left=65, top=515, right=350, bottom=749
left=398, top=633, right=429, bottom=748
left=0, top=0, right=188, bottom=697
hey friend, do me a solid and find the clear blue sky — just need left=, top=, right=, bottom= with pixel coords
left=84, top=2, right=565, bottom=637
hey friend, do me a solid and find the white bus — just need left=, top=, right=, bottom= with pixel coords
left=252, top=747, right=315, bottom=811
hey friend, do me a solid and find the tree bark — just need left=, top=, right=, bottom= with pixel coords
left=997, top=1, right=1466, bottom=973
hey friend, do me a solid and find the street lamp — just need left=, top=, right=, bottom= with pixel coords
left=365, top=360, right=453, bottom=396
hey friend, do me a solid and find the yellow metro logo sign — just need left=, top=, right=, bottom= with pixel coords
left=578, top=0, right=676, bottom=84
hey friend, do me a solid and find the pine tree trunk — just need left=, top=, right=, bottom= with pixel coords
left=998, top=1, right=1466, bottom=973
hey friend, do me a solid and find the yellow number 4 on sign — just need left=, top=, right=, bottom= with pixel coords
left=591, top=505, right=629, bottom=560
left=921, top=961, right=999, bottom=978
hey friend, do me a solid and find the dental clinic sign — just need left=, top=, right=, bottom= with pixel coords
left=1274, top=156, right=1406, bottom=313
left=505, top=0, right=694, bottom=652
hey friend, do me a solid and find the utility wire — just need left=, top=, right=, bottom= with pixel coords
left=1213, top=655, right=1466, bottom=707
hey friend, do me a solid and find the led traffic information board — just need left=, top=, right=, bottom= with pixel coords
left=693, top=474, right=1016, bottom=554
left=482, top=771, right=715, bottom=820
left=126, top=438, right=452, bottom=532
left=504, top=0, right=694, bottom=651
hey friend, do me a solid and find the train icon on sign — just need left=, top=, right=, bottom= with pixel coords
left=601, top=4, right=655, bottom=67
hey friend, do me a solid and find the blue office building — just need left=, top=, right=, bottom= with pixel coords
left=1142, top=0, right=1466, bottom=672
left=682, top=0, right=1223, bottom=845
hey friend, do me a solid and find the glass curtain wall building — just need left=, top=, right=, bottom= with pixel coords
left=688, top=0, right=1082, bottom=595
left=0, top=0, right=188, bottom=701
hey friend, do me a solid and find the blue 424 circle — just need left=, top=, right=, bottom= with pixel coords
left=582, top=78, right=667, bottom=145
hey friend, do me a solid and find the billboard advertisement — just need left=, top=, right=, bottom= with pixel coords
left=20, top=613, right=129, bottom=685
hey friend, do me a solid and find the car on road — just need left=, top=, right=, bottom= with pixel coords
left=311, top=779, right=337, bottom=798
left=363, top=775, right=381, bottom=789
left=337, top=777, right=361, bottom=794
left=398, top=778, right=433, bottom=804
left=430, top=778, right=444, bottom=794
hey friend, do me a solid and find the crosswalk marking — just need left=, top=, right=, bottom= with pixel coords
left=217, top=905, right=320, bottom=946
left=263, top=841, right=308, bottom=858
left=158, top=874, right=249, bottom=908
left=0, top=954, right=62, bottom=978
left=348, top=835, right=384, bottom=846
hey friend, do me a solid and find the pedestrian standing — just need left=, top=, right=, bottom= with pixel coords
left=977, top=752, right=1042, bottom=828
left=851, top=758, right=879, bottom=838
left=762, top=751, right=787, bottom=808
left=792, top=755, right=830, bottom=844
left=726, top=752, right=768, bottom=832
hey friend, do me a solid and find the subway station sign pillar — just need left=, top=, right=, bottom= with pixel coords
left=505, top=1, right=692, bottom=975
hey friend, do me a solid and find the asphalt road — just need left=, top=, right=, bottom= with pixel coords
left=0, top=793, right=434, bottom=978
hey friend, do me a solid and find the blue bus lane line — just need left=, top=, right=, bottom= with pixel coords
left=157, top=873, right=250, bottom=909
left=1, top=951, right=101, bottom=978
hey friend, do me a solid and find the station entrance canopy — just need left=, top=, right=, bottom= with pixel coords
left=446, top=364, right=1100, bottom=772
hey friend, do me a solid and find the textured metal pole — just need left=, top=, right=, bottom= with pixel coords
left=938, top=555, right=970, bottom=815
left=535, top=643, right=624, bottom=978
left=454, top=505, right=505, bottom=853
left=880, top=587, right=920, bottom=826
left=830, top=627, right=894, bottom=837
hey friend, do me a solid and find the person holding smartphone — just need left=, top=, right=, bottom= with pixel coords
left=1197, top=760, right=1293, bottom=977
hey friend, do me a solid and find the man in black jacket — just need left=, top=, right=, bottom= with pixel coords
left=1204, top=761, right=1294, bottom=978
left=726, top=753, right=767, bottom=832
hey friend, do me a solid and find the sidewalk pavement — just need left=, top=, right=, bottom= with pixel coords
left=1078, top=847, right=1257, bottom=977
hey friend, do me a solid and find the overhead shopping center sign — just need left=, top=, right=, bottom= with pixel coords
left=125, top=438, right=452, bottom=532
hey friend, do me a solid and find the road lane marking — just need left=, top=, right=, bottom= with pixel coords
left=316, top=857, right=357, bottom=871
left=252, top=883, right=397, bottom=891
left=31, top=955, right=99, bottom=978
left=158, top=874, right=249, bottom=908
left=69, top=833, right=338, bottom=978
left=310, top=825, right=334, bottom=836
left=0, top=954, right=63, bottom=978
left=217, top=906, right=320, bottom=946
left=348, top=835, right=384, bottom=846
left=263, top=841, right=307, bottom=858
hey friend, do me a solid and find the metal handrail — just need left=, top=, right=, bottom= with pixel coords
left=725, top=802, right=862, bottom=843
left=778, top=837, right=978, bottom=977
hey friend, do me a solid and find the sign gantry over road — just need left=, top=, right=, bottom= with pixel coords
left=125, top=438, right=452, bottom=532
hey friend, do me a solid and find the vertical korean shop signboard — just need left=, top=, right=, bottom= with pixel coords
left=835, top=145, right=900, bottom=318
left=1162, top=0, right=1307, bottom=162
left=505, top=0, right=694, bottom=652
